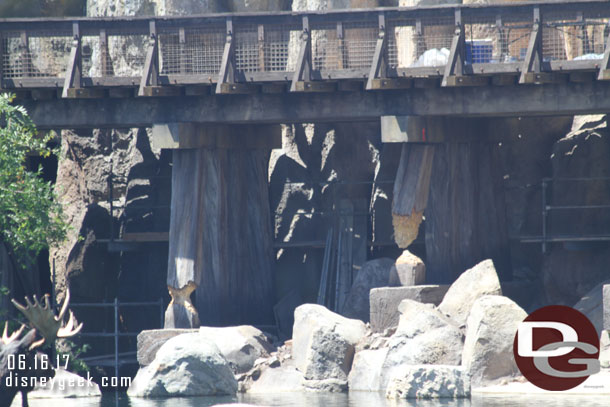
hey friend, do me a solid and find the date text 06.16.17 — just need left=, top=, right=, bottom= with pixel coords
left=7, top=354, right=69, bottom=371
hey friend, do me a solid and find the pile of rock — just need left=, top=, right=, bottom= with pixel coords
left=237, top=259, right=526, bottom=399
left=128, top=259, right=532, bottom=399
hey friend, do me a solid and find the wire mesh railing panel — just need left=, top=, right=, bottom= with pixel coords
left=264, top=24, right=298, bottom=72
left=235, top=24, right=259, bottom=72
left=343, top=21, right=378, bottom=69
left=411, top=17, right=454, bottom=68
left=2, top=31, right=72, bottom=79
left=311, top=23, right=340, bottom=71
left=159, top=27, right=225, bottom=75
left=543, top=13, right=609, bottom=61
left=387, top=18, right=414, bottom=68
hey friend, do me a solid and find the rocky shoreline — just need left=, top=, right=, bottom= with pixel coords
left=124, top=258, right=610, bottom=400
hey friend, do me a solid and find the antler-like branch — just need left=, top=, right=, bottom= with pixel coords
left=11, top=290, right=83, bottom=348
left=1, top=322, right=25, bottom=345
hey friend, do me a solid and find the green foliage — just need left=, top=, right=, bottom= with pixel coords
left=0, top=93, right=68, bottom=269
left=56, top=339, right=91, bottom=375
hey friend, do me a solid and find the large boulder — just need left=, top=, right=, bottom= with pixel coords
left=128, top=333, right=237, bottom=397
left=199, top=326, right=275, bottom=374
left=341, top=258, right=394, bottom=322
left=575, top=280, right=610, bottom=337
left=462, top=295, right=527, bottom=387
left=385, top=365, right=470, bottom=399
left=381, top=300, right=463, bottom=389
left=347, top=348, right=389, bottom=391
left=293, top=304, right=367, bottom=386
left=438, top=260, right=502, bottom=326
left=369, top=285, right=449, bottom=332
left=137, top=329, right=198, bottom=366
left=244, top=361, right=304, bottom=393
left=388, top=250, right=426, bottom=287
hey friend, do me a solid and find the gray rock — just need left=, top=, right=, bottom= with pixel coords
left=388, top=250, right=426, bottom=286
left=302, top=378, right=348, bottom=392
left=575, top=280, right=610, bottom=337
left=293, top=304, right=367, bottom=383
left=137, top=329, right=198, bottom=366
left=462, top=295, right=527, bottom=387
left=381, top=300, right=463, bottom=388
left=438, top=260, right=502, bottom=326
left=369, top=285, right=449, bottom=332
left=348, top=348, right=388, bottom=391
left=245, top=360, right=304, bottom=393
left=605, top=285, right=610, bottom=331
left=385, top=365, right=470, bottom=399
left=128, top=333, right=237, bottom=397
left=601, top=330, right=610, bottom=369
left=199, top=326, right=275, bottom=374
left=341, top=258, right=394, bottom=322
left=29, top=369, right=101, bottom=399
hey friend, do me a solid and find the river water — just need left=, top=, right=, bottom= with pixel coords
left=18, top=392, right=610, bottom=407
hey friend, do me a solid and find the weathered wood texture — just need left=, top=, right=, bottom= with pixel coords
left=392, top=143, right=435, bottom=216
left=424, top=122, right=511, bottom=284
left=167, top=147, right=275, bottom=327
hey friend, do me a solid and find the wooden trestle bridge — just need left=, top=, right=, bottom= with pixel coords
left=0, top=0, right=609, bottom=128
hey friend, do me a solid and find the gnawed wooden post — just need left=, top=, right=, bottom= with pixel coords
left=392, top=144, right=435, bottom=248
left=383, top=116, right=436, bottom=249
left=154, top=123, right=280, bottom=328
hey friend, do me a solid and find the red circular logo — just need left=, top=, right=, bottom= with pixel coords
left=513, top=305, right=600, bottom=391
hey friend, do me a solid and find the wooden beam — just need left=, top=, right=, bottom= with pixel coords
left=598, top=26, right=610, bottom=80
left=138, top=20, right=159, bottom=96
left=290, top=16, right=312, bottom=92
left=62, top=22, right=82, bottom=98
left=366, top=13, right=387, bottom=90
left=519, top=6, right=543, bottom=84
left=216, top=17, right=236, bottom=94
left=442, top=9, right=465, bottom=87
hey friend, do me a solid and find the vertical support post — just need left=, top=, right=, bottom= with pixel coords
left=366, top=12, right=387, bottom=90
left=113, top=297, right=119, bottom=381
left=258, top=24, right=265, bottom=71
left=542, top=178, right=548, bottom=254
left=290, top=15, right=312, bottom=92
left=519, top=6, right=543, bottom=84
left=179, top=27, right=186, bottom=75
left=216, top=17, right=236, bottom=94
left=138, top=20, right=159, bottom=96
left=442, top=8, right=465, bottom=87
left=337, top=22, right=345, bottom=70
left=62, top=22, right=81, bottom=97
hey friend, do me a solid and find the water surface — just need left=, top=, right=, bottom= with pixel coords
left=18, top=392, right=610, bottom=407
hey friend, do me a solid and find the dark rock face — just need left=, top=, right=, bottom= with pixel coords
left=51, top=128, right=170, bottom=345
left=542, top=115, right=610, bottom=305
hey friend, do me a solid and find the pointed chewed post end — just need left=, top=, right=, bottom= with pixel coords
left=165, top=282, right=201, bottom=329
